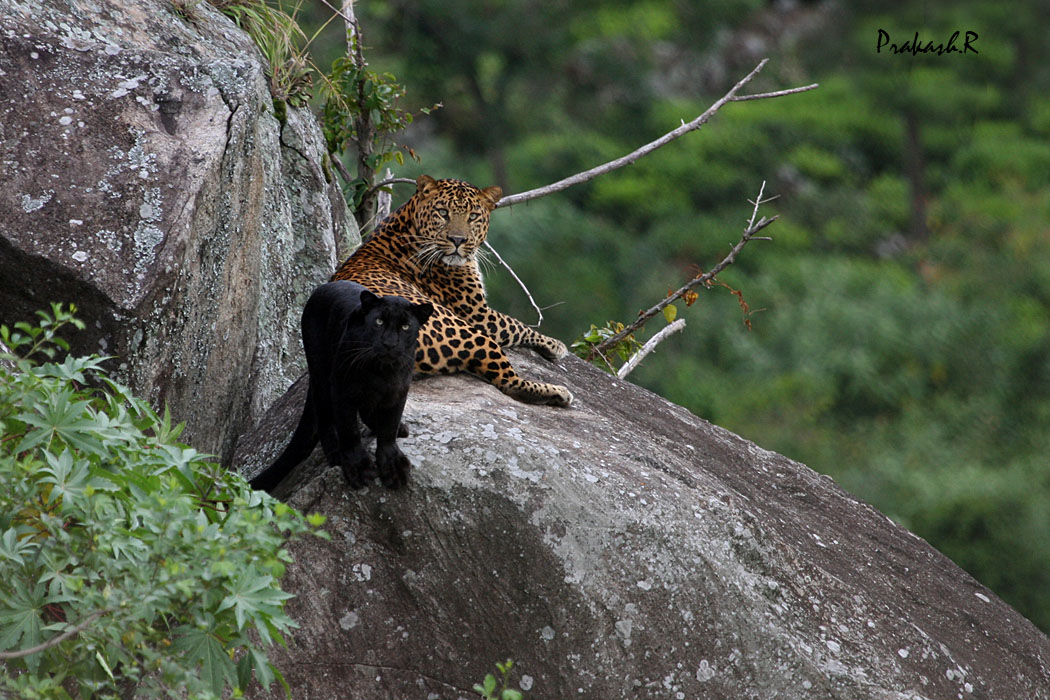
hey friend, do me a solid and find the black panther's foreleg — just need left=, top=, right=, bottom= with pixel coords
left=327, top=387, right=374, bottom=489
left=361, top=397, right=412, bottom=489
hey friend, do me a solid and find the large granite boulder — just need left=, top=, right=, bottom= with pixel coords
left=234, top=352, right=1050, bottom=700
left=0, top=0, right=357, bottom=462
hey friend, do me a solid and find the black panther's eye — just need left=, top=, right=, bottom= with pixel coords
left=401, top=323, right=411, bottom=331
left=375, top=318, right=384, bottom=326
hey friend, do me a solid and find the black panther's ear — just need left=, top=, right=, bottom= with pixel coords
left=359, top=290, right=381, bottom=312
left=411, top=302, right=434, bottom=325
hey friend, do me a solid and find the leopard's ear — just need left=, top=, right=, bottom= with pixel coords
left=416, top=175, right=439, bottom=196
left=479, top=185, right=503, bottom=210
left=411, top=302, right=434, bottom=326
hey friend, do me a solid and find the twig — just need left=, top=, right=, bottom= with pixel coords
left=617, top=318, right=686, bottom=379
left=330, top=154, right=354, bottom=183
left=594, top=181, right=776, bottom=356
left=730, top=84, right=820, bottom=101
left=494, top=60, right=818, bottom=209
left=0, top=609, right=110, bottom=660
left=483, top=241, right=545, bottom=326
left=362, top=176, right=417, bottom=202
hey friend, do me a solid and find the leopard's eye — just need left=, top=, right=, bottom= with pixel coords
left=468, top=211, right=482, bottom=222
left=375, top=318, right=384, bottom=326
left=435, top=208, right=450, bottom=220
left=401, top=323, right=411, bottom=331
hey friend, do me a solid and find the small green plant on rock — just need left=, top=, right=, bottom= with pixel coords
left=0, top=304, right=324, bottom=699
left=474, top=658, right=526, bottom=700
left=571, top=320, right=644, bottom=374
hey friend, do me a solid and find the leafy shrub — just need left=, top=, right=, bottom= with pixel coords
left=0, top=304, right=323, bottom=699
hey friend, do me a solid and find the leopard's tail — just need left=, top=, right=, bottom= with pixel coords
left=248, top=387, right=319, bottom=494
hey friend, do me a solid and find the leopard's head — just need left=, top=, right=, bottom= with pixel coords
left=409, top=175, right=502, bottom=268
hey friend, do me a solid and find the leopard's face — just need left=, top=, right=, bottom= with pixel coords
left=410, top=175, right=502, bottom=268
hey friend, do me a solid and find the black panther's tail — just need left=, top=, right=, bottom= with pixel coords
left=248, top=387, right=319, bottom=494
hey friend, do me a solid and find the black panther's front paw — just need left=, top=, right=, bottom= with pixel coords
left=375, top=443, right=412, bottom=490
left=338, top=448, right=376, bottom=489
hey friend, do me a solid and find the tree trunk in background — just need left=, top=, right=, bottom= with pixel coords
left=903, top=110, right=929, bottom=241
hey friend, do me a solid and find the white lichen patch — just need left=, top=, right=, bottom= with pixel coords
left=338, top=611, right=359, bottom=630
left=352, top=563, right=372, bottom=582
left=696, top=659, right=715, bottom=682
left=20, top=190, right=53, bottom=212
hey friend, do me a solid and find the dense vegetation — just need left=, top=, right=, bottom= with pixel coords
left=300, top=0, right=1050, bottom=632
left=0, top=306, right=321, bottom=698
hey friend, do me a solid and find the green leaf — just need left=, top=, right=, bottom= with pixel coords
left=0, top=582, right=46, bottom=671
left=96, top=651, right=115, bottom=681
left=662, top=304, right=678, bottom=323
left=237, top=650, right=254, bottom=691
left=173, top=627, right=237, bottom=697
left=218, top=574, right=294, bottom=631
left=0, top=528, right=33, bottom=566
left=250, top=647, right=276, bottom=688
left=502, top=690, right=524, bottom=700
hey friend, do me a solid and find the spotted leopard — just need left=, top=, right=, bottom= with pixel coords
left=332, top=175, right=573, bottom=407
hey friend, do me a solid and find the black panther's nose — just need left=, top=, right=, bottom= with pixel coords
left=448, top=236, right=466, bottom=248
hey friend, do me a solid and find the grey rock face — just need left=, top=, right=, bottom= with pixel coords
left=0, top=0, right=357, bottom=462
left=234, top=352, right=1050, bottom=700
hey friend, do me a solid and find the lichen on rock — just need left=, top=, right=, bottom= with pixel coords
left=234, top=351, right=1050, bottom=700
left=0, top=0, right=358, bottom=462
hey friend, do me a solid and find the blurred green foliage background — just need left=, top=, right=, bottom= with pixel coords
left=301, top=0, right=1050, bottom=631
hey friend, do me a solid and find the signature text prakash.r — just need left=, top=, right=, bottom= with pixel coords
left=876, top=29, right=978, bottom=56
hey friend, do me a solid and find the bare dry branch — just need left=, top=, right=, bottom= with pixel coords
left=363, top=176, right=417, bottom=202
left=593, top=181, right=776, bottom=356
left=315, top=0, right=352, bottom=25
left=0, top=609, right=109, bottom=660
left=330, top=153, right=354, bottom=183
left=617, top=318, right=686, bottom=378
left=730, top=83, right=820, bottom=102
left=483, top=241, right=545, bottom=326
left=494, top=60, right=817, bottom=209
left=375, top=168, right=394, bottom=223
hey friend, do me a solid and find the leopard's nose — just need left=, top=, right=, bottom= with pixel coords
left=448, top=236, right=466, bottom=248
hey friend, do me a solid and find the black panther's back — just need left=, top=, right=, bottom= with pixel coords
left=249, top=281, right=433, bottom=494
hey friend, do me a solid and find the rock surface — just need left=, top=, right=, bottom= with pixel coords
left=0, top=0, right=357, bottom=462
left=234, top=351, right=1050, bottom=700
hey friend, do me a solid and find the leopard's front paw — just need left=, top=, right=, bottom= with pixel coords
left=507, top=380, right=574, bottom=408
left=535, top=336, right=568, bottom=362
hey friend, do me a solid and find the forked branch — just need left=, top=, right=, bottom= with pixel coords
left=593, top=181, right=778, bottom=357
left=495, top=59, right=817, bottom=209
